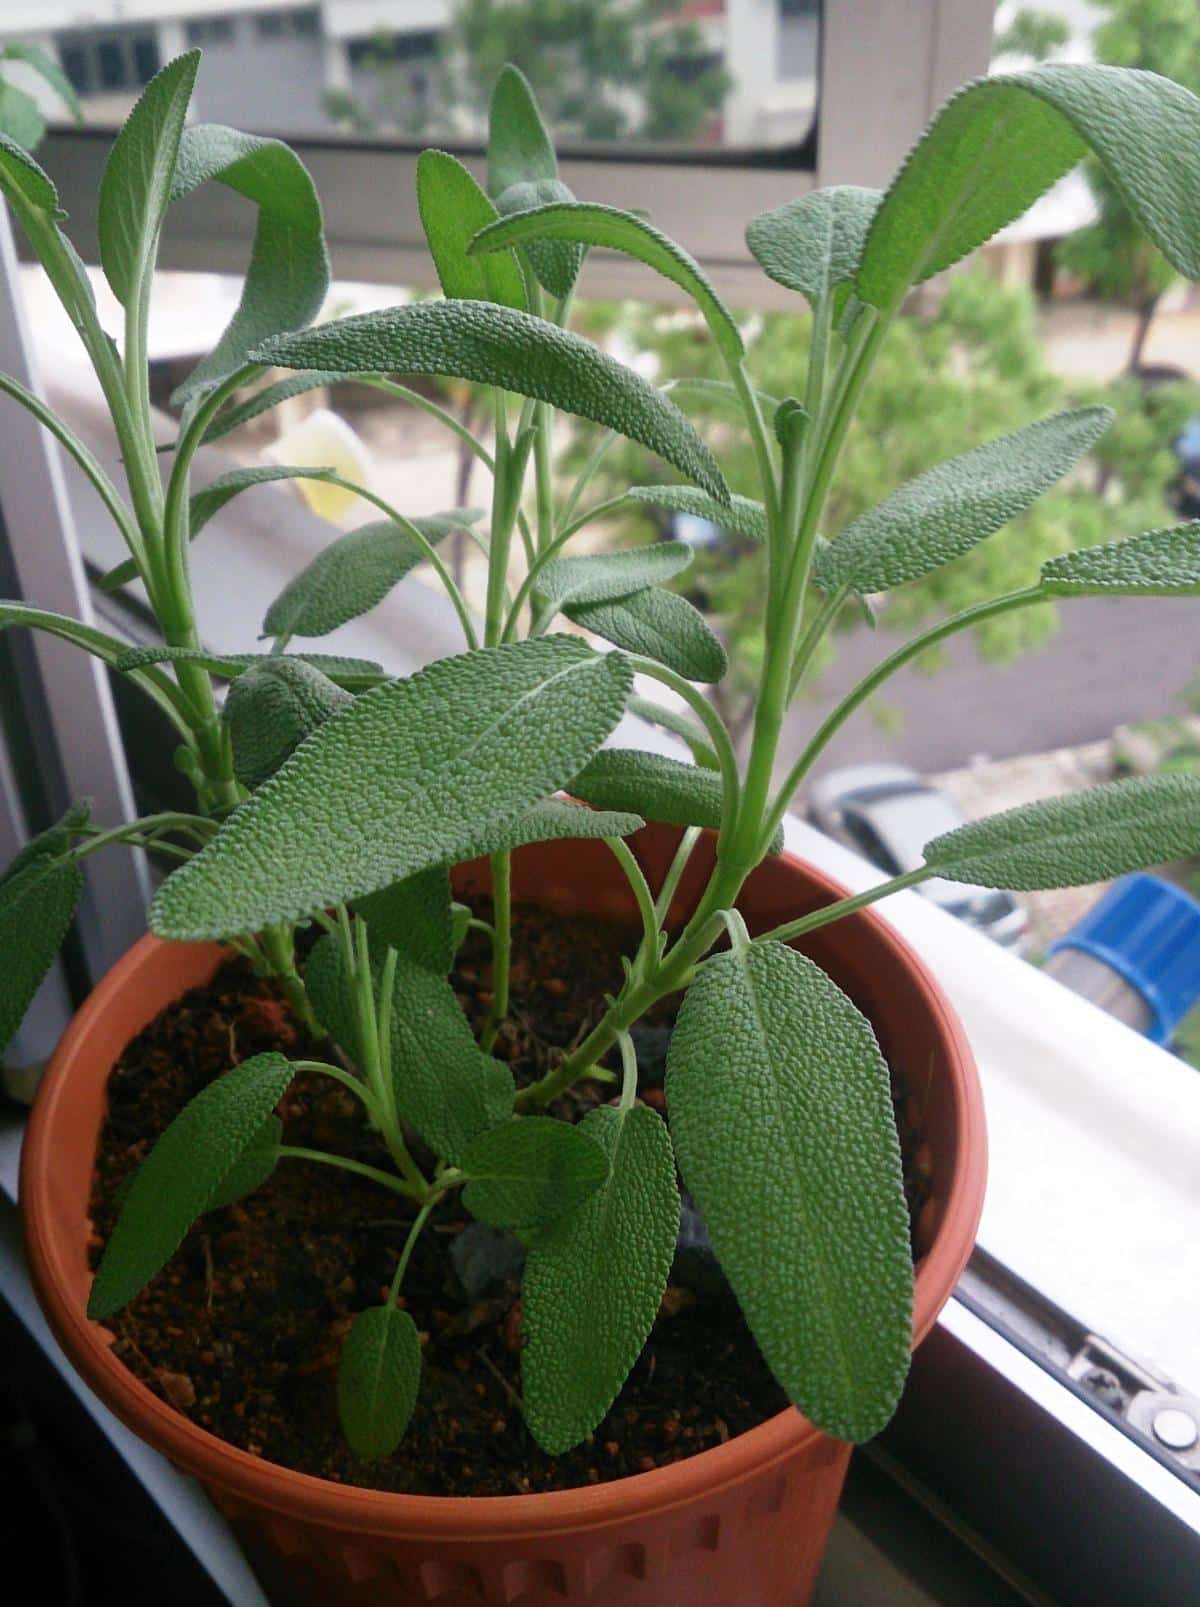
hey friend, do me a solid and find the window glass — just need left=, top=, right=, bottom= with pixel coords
left=30, top=3, right=818, bottom=155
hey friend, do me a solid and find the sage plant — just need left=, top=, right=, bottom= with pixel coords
left=9, top=57, right=1200, bottom=1460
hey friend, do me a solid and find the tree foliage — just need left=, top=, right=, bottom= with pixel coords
left=325, top=0, right=730, bottom=144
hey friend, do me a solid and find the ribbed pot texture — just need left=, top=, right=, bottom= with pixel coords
left=22, top=825, right=986, bottom=1606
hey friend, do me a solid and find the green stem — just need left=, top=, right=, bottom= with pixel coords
left=624, top=656, right=741, bottom=853
left=502, top=496, right=630, bottom=640
left=616, top=1031, right=638, bottom=1114
left=293, top=1058, right=382, bottom=1119
left=261, top=922, right=323, bottom=1038
left=654, top=825, right=703, bottom=924
left=558, top=429, right=617, bottom=534
left=761, top=585, right=1049, bottom=855
left=606, top=836, right=660, bottom=974
left=480, top=851, right=511, bottom=1052
left=755, top=867, right=934, bottom=947
left=788, top=583, right=850, bottom=700
left=276, top=1145, right=419, bottom=1200
left=387, top=1195, right=439, bottom=1303
left=70, top=811, right=216, bottom=860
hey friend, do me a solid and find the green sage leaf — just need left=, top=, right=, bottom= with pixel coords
left=170, top=123, right=329, bottom=405
left=472, top=201, right=743, bottom=360
left=566, top=586, right=728, bottom=683
left=204, top=1114, right=282, bottom=1210
left=0, top=82, right=46, bottom=152
left=224, top=659, right=352, bottom=790
left=355, top=867, right=454, bottom=975
left=747, top=186, right=882, bottom=311
left=495, top=179, right=583, bottom=299
left=0, top=128, right=57, bottom=211
left=0, top=849, right=82, bottom=1055
left=88, top=1051, right=295, bottom=1319
left=150, top=639, right=633, bottom=940
left=337, top=1304, right=421, bottom=1459
left=1040, top=522, right=1200, bottom=595
left=418, top=149, right=526, bottom=311
left=859, top=67, right=1200, bottom=311
left=627, top=485, right=767, bottom=544
left=487, top=63, right=557, bottom=198
left=522, top=1103, right=678, bottom=1453
left=2, top=802, right=90, bottom=887
left=200, top=371, right=346, bottom=447
left=98, top=51, right=199, bottom=307
left=262, top=511, right=481, bottom=640
left=470, top=797, right=644, bottom=858
left=1, top=42, right=83, bottom=127
left=303, top=934, right=513, bottom=1162
left=111, top=646, right=386, bottom=690
left=626, top=696, right=720, bottom=770
left=190, top=464, right=338, bottom=539
left=570, top=750, right=781, bottom=852
left=461, top=1117, right=610, bottom=1236
left=667, top=940, right=912, bottom=1442
left=922, top=774, right=1200, bottom=890
left=0, top=601, right=136, bottom=669
left=251, top=301, right=729, bottom=502
left=814, top=407, right=1112, bottom=595
left=536, top=542, right=692, bottom=610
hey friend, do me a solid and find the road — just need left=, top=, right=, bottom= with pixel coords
left=780, top=593, right=1200, bottom=783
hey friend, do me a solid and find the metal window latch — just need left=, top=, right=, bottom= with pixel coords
left=959, top=1250, right=1200, bottom=1480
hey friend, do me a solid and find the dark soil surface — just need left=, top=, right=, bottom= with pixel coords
left=87, top=906, right=924, bottom=1496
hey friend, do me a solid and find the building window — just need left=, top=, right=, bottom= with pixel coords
left=255, top=9, right=320, bottom=41
left=186, top=18, right=237, bottom=47
left=55, top=28, right=161, bottom=97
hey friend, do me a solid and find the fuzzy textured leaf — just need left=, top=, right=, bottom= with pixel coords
left=859, top=66, right=1200, bottom=311
left=0, top=129, right=57, bottom=211
left=204, top=1114, right=281, bottom=1210
left=1, top=803, right=89, bottom=887
left=1040, top=522, right=1200, bottom=595
left=814, top=407, right=1112, bottom=594
left=746, top=186, right=881, bottom=311
left=667, top=941, right=912, bottom=1441
left=88, top=1052, right=294, bottom=1319
left=461, top=1117, right=610, bottom=1236
left=1, top=601, right=135, bottom=669
left=470, top=797, right=644, bottom=858
left=98, top=51, right=198, bottom=307
left=170, top=123, right=329, bottom=404
left=566, top=586, right=727, bottom=683
left=536, top=542, right=692, bottom=610
left=495, top=179, right=583, bottom=299
left=355, top=867, right=454, bottom=974
left=337, top=1304, right=421, bottom=1459
left=190, top=464, right=338, bottom=538
left=0, top=849, right=82, bottom=1055
left=200, top=371, right=347, bottom=446
left=112, top=646, right=386, bottom=690
left=923, top=774, right=1200, bottom=890
left=627, top=485, right=766, bottom=544
left=487, top=64, right=557, bottom=198
left=151, top=640, right=632, bottom=940
left=262, top=512, right=480, bottom=640
left=418, top=149, right=526, bottom=310
left=304, top=935, right=513, bottom=1161
left=472, top=201, right=743, bottom=359
left=252, top=301, right=728, bottom=502
left=626, top=696, right=720, bottom=769
left=571, top=750, right=781, bottom=852
left=522, top=1103, right=678, bottom=1452
left=225, top=659, right=352, bottom=790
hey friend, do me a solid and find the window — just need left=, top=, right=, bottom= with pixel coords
left=186, top=18, right=237, bottom=47
left=255, top=9, right=320, bottom=41
left=55, top=29, right=161, bottom=98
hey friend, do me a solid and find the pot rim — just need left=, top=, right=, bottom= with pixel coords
left=21, top=848, right=985, bottom=1541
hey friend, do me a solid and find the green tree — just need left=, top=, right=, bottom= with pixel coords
left=1000, top=1, right=1200, bottom=370
left=326, top=1, right=730, bottom=143
left=567, top=272, right=1195, bottom=736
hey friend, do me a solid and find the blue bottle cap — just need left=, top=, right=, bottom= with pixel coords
left=1047, top=873, right=1200, bottom=1044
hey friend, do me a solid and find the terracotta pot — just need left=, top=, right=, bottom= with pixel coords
left=22, top=825, right=985, bottom=1606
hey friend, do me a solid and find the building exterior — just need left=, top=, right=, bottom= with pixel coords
left=0, top=1, right=818, bottom=148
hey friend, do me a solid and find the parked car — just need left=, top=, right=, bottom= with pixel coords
left=808, top=764, right=1028, bottom=949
